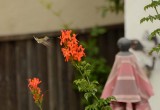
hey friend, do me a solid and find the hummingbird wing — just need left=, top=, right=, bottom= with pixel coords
left=41, top=41, right=53, bottom=47
left=34, top=36, right=53, bottom=47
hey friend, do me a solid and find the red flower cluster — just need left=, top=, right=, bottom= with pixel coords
left=28, top=78, right=43, bottom=105
left=59, top=30, right=85, bottom=62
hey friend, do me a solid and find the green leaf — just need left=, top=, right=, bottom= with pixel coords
left=84, top=70, right=91, bottom=76
left=84, top=92, right=92, bottom=101
left=91, top=80, right=99, bottom=85
left=144, top=1, right=160, bottom=11
left=148, top=28, right=160, bottom=40
left=106, top=96, right=116, bottom=102
left=85, top=104, right=98, bottom=110
left=102, top=106, right=112, bottom=110
left=140, top=14, right=160, bottom=23
left=149, top=44, right=160, bottom=55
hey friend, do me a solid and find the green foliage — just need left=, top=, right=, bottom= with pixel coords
left=99, top=0, right=124, bottom=17
left=140, top=0, right=160, bottom=23
left=140, top=14, right=160, bottom=23
left=72, top=26, right=112, bottom=109
left=80, top=27, right=110, bottom=89
left=90, top=27, right=107, bottom=37
left=74, top=27, right=111, bottom=108
left=81, top=39, right=110, bottom=84
left=149, top=44, right=160, bottom=55
left=73, top=61, right=114, bottom=110
left=148, top=28, right=160, bottom=40
left=141, top=0, right=160, bottom=54
left=144, top=0, right=160, bottom=11
left=84, top=96, right=116, bottom=110
left=85, top=26, right=110, bottom=74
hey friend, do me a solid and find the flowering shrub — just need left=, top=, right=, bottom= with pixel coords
left=59, top=30, right=85, bottom=62
left=60, top=30, right=115, bottom=110
left=31, top=30, right=115, bottom=110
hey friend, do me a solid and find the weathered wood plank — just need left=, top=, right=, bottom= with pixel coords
left=62, top=58, right=69, bottom=110
left=37, top=43, right=49, bottom=110
left=0, top=43, right=7, bottom=110
left=5, top=42, right=18, bottom=110
left=15, top=41, right=29, bottom=110
left=56, top=41, right=65, bottom=110
left=51, top=38, right=59, bottom=110
left=47, top=37, right=58, bottom=110
left=26, top=39, right=39, bottom=110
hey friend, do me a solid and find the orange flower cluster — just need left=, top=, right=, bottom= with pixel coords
left=28, top=78, right=43, bottom=104
left=60, top=30, right=85, bottom=62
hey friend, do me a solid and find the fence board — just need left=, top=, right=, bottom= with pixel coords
left=0, top=43, right=7, bottom=110
left=47, top=45, right=55, bottom=110
left=51, top=38, right=59, bottom=110
left=56, top=42, right=65, bottom=110
left=15, top=41, right=29, bottom=110
left=5, top=42, right=18, bottom=110
left=26, top=39, right=38, bottom=110
left=37, top=44, right=49, bottom=110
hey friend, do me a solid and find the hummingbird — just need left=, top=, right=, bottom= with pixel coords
left=34, top=36, right=53, bottom=47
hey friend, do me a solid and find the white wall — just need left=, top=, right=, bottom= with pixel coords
left=0, top=0, right=123, bottom=35
left=125, top=0, right=160, bottom=40
left=125, top=1, right=160, bottom=110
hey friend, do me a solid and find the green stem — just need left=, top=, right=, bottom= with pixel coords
left=73, top=62, right=84, bottom=77
left=93, top=94, right=99, bottom=101
left=39, top=105, right=43, bottom=110
left=37, top=102, right=43, bottom=110
left=151, top=0, right=159, bottom=15
left=73, top=62, right=91, bottom=84
left=72, top=61, right=99, bottom=103
left=86, top=76, right=91, bottom=85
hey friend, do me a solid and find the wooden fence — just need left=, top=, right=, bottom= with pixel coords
left=0, top=24, right=124, bottom=110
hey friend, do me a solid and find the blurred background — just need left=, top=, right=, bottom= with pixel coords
left=1, top=0, right=159, bottom=110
